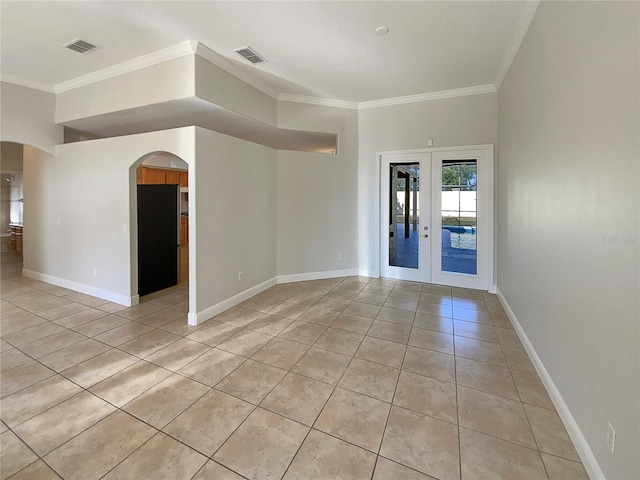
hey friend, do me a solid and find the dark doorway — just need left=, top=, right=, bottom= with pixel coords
left=137, top=184, right=180, bottom=296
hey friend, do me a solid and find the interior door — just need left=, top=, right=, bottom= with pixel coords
left=137, top=184, right=180, bottom=296
left=380, top=153, right=431, bottom=282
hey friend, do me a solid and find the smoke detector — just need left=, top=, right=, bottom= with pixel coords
left=233, top=46, right=266, bottom=64
left=63, top=38, right=100, bottom=54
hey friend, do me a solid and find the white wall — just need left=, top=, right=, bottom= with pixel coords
left=497, top=2, right=639, bottom=479
left=193, top=127, right=277, bottom=316
left=358, top=93, right=498, bottom=275
left=56, top=56, right=195, bottom=123
left=23, top=128, right=195, bottom=305
left=0, top=82, right=63, bottom=155
left=276, top=102, right=359, bottom=278
left=142, top=152, right=188, bottom=170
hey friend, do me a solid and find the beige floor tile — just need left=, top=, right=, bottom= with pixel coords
left=2, top=322, right=65, bottom=347
left=118, top=329, right=181, bottom=358
left=512, top=369, right=555, bottom=409
left=14, top=391, right=115, bottom=456
left=89, top=360, right=172, bottom=407
left=454, top=319, right=499, bottom=343
left=389, top=288, right=422, bottom=301
left=482, top=292, right=500, bottom=304
left=454, top=336, right=507, bottom=367
left=216, top=329, right=273, bottom=357
left=541, top=453, right=589, bottom=480
left=102, top=432, right=207, bottom=480
left=158, top=317, right=199, bottom=336
left=326, top=287, right=359, bottom=301
left=0, top=361, right=55, bottom=399
left=524, top=404, right=580, bottom=461
left=239, top=295, right=283, bottom=313
left=23, top=297, right=73, bottom=315
left=314, top=328, right=364, bottom=356
left=186, top=321, right=242, bottom=346
left=368, top=319, right=412, bottom=344
left=0, top=348, right=31, bottom=372
left=38, top=338, right=111, bottom=372
left=115, top=302, right=163, bottom=320
left=363, top=284, right=393, bottom=296
left=402, top=346, right=456, bottom=383
left=135, top=308, right=185, bottom=328
left=455, top=356, right=519, bottom=400
left=451, top=288, right=484, bottom=300
left=419, top=292, right=452, bottom=305
left=298, top=307, right=340, bottom=326
left=376, top=307, right=415, bottom=325
left=0, top=421, right=7, bottom=433
left=64, top=292, right=109, bottom=308
left=164, top=389, right=254, bottom=456
left=268, top=301, right=310, bottom=319
left=278, top=321, right=327, bottom=345
left=373, top=457, right=437, bottom=480
left=384, top=296, right=419, bottom=312
left=169, top=299, right=189, bottom=313
left=292, top=347, right=351, bottom=384
left=339, top=358, right=399, bottom=402
left=19, top=329, right=85, bottom=358
left=62, top=349, right=138, bottom=388
left=409, top=327, right=454, bottom=354
left=314, top=387, right=390, bottom=453
left=331, top=313, right=375, bottom=334
left=95, top=302, right=129, bottom=314
left=485, top=300, right=506, bottom=312
left=413, top=313, right=454, bottom=334
left=251, top=337, right=309, bottom=370
left=313, top=296, right=350, bottom=312
left=354, top=292, right=388, bottom=306
left=0, top=311, right=48, bottom=337
left=452, top=306, right=492, bottom=324
left=213, top=408, right=309, bottom=480
left=93, top=322, right=155, bottom=346
left=380, top=406, right=460, bottom=480
left=246, top=314, right=295, bottom=335
left=284, top=429, right=377, bottom=480
left=356, top=336, right=406, bottom=369
left=495, top=326, right=524, bottom=348
left=489, top=311, right=513, bottom=329
left=145, top=292, right=188, bottom=308
left=260, top=372, right=334, bottom=426
left=503, top=345, right=536, bottom=373
left=393, top=370, right=457, bottom=423
left=343, top=301, right=382, bottom=319
left=72, top=314, right=130, bottom=337
left=43, top=411, right=156, bottom=480
left=53, top=308, right=107, bottom=329
left=192, top=461, right=245, bottom=480
left=0, top=431, right=38, bottom=479
left=457, top=386, right=536, bottom=449
left=124, top=373, right=210, bottom=429
left=5, top=459, right=61, bottom=480
left=416, top=302, right=453, bottom=318
left=460, top=427, right=547, bottom=480
left=0, top=374, right=83, bottom=428
left=452, top=297, right=488, bottom=312
left=178, top=348, right=245, bottom=386
left=38, top=302, right=90, bottom=321
left=215, top=307, right=266, bottom=327
left=144, top=337, right=211, bottom=371
left=216, top=359, right=287, bottom=404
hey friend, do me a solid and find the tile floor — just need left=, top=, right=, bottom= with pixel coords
left=0, top=253, right=589, bottom=479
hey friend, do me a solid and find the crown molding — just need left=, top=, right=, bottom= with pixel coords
left=194, top=43, right=280, bottom=100
left=54, top=40, right=196, bottom=93
left=0, top=74, right=55, bottom=93
left=358, top=84, right=497, bottom=110
left=278, top=93, right=359, bottom=110
left=494, top=1, right=540, bottom=90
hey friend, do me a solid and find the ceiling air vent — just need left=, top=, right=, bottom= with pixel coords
left=233, top=46, right=266, bottom=64
left=63, top=38, right=100, bottom=54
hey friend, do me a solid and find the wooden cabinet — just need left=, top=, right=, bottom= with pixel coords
left=10, top=225, right=23, bottom=255
left=180, top=218, right=189, bottom=245
left=165, top=170, right=181, bottom=185
left=137, top=166, right=188, bottom=186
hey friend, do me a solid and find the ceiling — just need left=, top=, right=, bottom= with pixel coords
left=1, top=1, right=537, bottom=104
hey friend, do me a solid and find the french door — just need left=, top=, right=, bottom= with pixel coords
left=380, top=146, right=493, bottom=290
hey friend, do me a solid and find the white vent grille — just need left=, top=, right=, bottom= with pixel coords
left=233, top=46, right=266, bottom=64
left=64, top=38, right=100, bottom=54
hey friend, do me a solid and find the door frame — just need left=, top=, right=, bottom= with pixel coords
left=377, top=145, right=495, bottom=291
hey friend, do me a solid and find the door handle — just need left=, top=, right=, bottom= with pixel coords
left=424, top=234, right=429, bottom=238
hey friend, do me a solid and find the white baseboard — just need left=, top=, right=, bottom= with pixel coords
left=188, top=276, right=277, bottom=326
left=358, top=269, right=380, bottom=279
left=488, top=284, right=497, bottom=294
left=22, top=269, right=139, bottom=307
left=276, top=268, right=359, bottom=284
left=496, top=288, right=604, bottom=480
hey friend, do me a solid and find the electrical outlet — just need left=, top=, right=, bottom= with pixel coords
left=238, top=272, right=244, bottom=281
left=338, top=254, right=344, bottom=261
left=607, top=422, right=616, bottom=453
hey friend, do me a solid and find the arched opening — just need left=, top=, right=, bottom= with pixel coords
left=130, top=151, right=191, bottom=318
